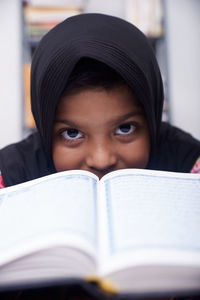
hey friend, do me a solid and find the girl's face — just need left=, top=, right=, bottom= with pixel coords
left=52, top=85, right=150, bottom=178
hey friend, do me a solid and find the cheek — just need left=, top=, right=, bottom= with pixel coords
left=52, top=144, right=83, bottom=172
left=121, top=137, right=150, bottom=169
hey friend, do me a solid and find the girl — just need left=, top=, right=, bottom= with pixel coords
left=0, top=13, right=199, bottom=188
left=0, top=13, right=200, bottom=300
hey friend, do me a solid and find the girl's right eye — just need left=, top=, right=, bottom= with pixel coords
left=61, top=128, right=83, bottom=140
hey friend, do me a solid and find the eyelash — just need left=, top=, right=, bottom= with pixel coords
left=59, top=122, right=138, bottom=142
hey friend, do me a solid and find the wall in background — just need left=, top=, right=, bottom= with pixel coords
left=0, top=0, right=23, bottom=149
left=165, top=0, right=200, bottom=139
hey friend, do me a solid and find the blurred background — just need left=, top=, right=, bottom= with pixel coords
left=0, top=0, right=199, bottom=149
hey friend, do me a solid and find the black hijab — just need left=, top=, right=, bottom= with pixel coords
left=0, top=13, right=200, bottom=186
left=31, top=13, right=163, bottom=159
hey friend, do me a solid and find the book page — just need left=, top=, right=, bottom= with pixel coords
left=0, top=170, right=98, bottom=265
left=99, top=169, right=200, bottom=274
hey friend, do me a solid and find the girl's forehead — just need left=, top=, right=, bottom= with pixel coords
left=56, top=85, right=144, bottom=115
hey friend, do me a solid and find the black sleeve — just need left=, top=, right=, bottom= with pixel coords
left=0, top=132, right=55, bottom=187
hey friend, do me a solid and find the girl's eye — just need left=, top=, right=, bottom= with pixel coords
left=115, top=124, right=136, bottom=135
left=61, top=128, right=83, bottom=140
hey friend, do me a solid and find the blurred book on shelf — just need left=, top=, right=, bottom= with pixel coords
left=23, top=1, right=82, bottom=42
left=125, top=0, right=163, bottom=38
left=24, top=0, right=84, bottom=7
left=162, top=74, right=169, bottom=122
left=23, top=63, right=35, bottom=129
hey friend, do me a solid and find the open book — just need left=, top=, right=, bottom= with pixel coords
left=0, top=168, right=200, bottom=295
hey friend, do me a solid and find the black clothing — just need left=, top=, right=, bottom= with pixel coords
left=149, top=122, right=200, bottom=172
left=0, top=133, right=55, bottom=187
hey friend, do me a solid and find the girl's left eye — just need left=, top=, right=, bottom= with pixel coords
left=115, top=124, right=136, bottom=135
left=61, top=128, right=83, bottom=140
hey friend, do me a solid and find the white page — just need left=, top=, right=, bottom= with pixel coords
left=99, top=169, right=200, bottom=274
left=0, top=170, right=98, bottom=265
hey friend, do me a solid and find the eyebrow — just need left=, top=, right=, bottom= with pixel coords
left=54, top=111, right=145, bottom=127
left=54, top=119, right=79, bottom=127
left=108, top=111, right=145, bottom=125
